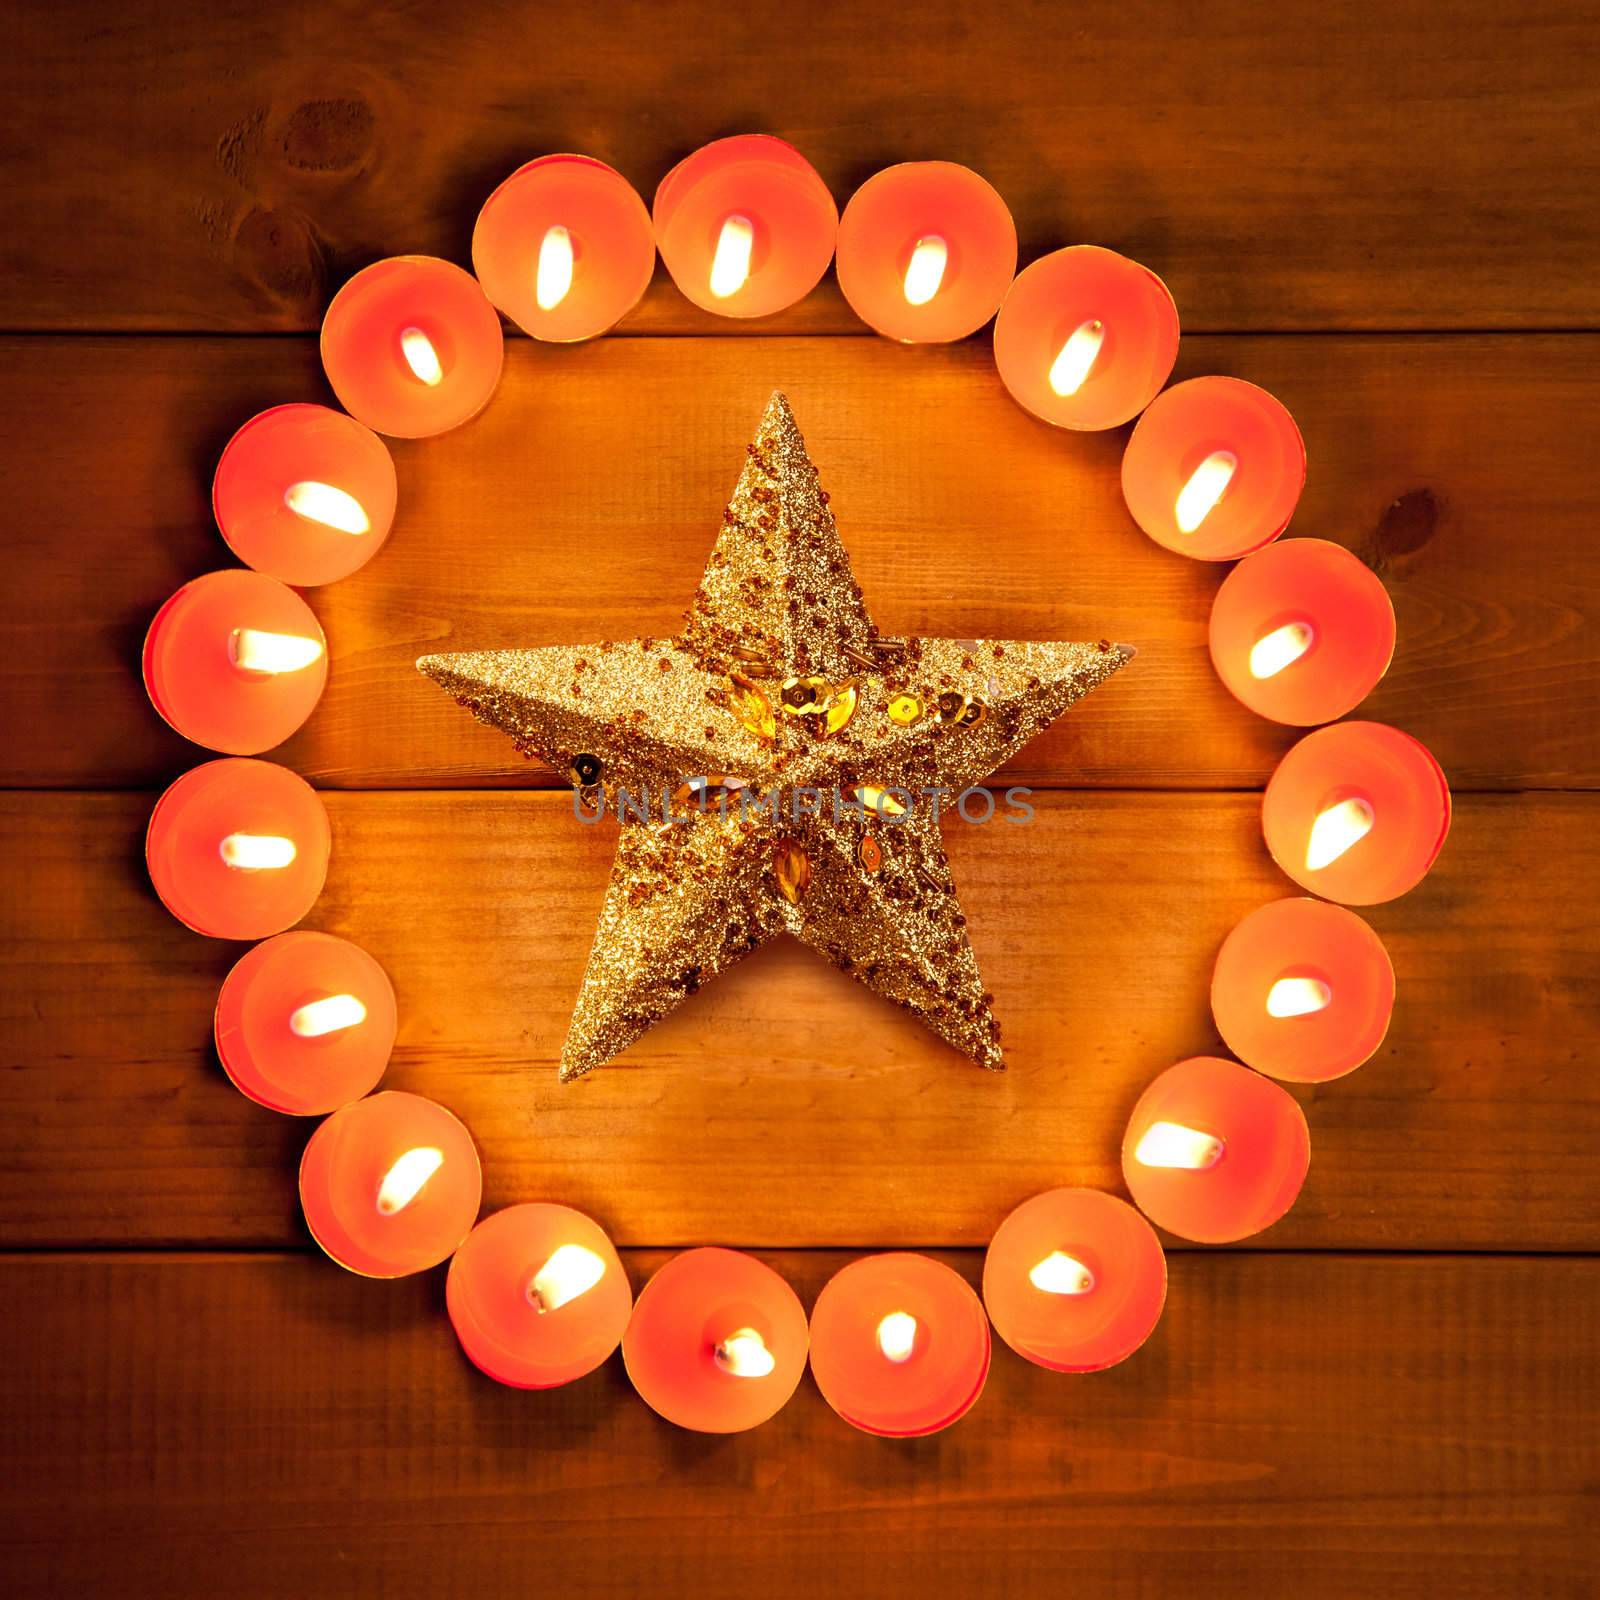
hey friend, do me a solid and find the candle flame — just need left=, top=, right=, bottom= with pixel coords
left=1048, top=318, right=1105, bottom=397
left=713, top=1326, right=775, bottom=1378
left=1305, top=797, right=1375, bottom=872
left=1175, top=450, right=1238, bottom=534
left=229, top=628, right=324, bottom=675
left=375, top=1146, right=444, bottom=1215
left=1266, top=976, right=1334, bottom=1018
left=1134, top=1120, right=1225, bottom=1171
left=400, top=326, right=444, bottom=386
left=527, top=1242, right=606, bottom=1314
left=1249, top=621, right=1315, bottom=679
left=289, top=993, right=368, bottom=1038
left=902, top=235, right=949, bottom=307
left=283, top=481, right=370, bottom=536
left=536, top=224, right=575, bottom=311
left=218, top=833, right=297, bottom=871
left=876, top=1310, right=918, bottom=1364
left=709, top=215, right=755, bottom=300
left=1028, top=1251, right=1096, bottom=1296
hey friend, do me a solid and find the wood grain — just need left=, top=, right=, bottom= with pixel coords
left=0, top=1249, right=1594, bottom=1598
left=3, top=1, right=1598, bottom=334
left=4, top=333, right=1594, bottom=791
left=2, top=789, right=1593, bottom=1252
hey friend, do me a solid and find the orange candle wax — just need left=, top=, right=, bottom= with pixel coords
left=1122, top=1056, right=1310, bottom=1244
left=652, top=135, right=837, bottom=319
left=1122, top=377, right=1305, bottom=560
left=447, top=1203, right=632, bottom=1388
left=473, top=155, right=655, bottom=342
left=808, top=1253, right=989, bottom=1436
left=1210, top=539, right=1395, bottom=725
left=983, top=1189, right=1166, bottom=1373
left=836, top=161, right=1016, bottom=343
left=214, top=404, right=397, bottom=586
left=146, top=759, right=330, bottom=939
left=1263, top=721, right=1450, bottom=904
left=321, top=256, right=503, bottom=438
left=215, top=931, right=396, bottom=1114
left=143, top=569, right=327, bottom=754
left=622, top=1247, right=808, bottom=1433
left=1212, top=898, right=1394, bottom=1083
left=993, top=247, right=1179, bottom=431
left=299, top=1091, right=481, bottom=1277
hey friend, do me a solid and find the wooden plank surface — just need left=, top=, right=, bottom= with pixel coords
left=3, top=1, right=1599, bottom=334
left=5, top=332, right=1595, bottom=791
left=3, top=789, right=1593, bottom=1252
left=0, top=1250, right=1594, bottom=1598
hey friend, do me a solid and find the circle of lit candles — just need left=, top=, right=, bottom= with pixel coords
left=992, top=246, right=1180, bottom=431
left=1121, top=376, right=1305, bottom=560
left=1211, top=898, right=1394, bottom=1083
left=446, top=1203, right=632, bottom=1388
left=808, top=1252, right=990, bottom=1436
left=214, top=931, right=397, bottom=1114
left=213, top=404, right=398, bottom=586
left=1209, top=539, right=1396, bottom=725
left=1122, top=1056, right=1310, bottom=1243
left=1262, top=720, right=1450, bottom=904
left=472, top=155, right=656, bottom=342
left=982, top=1189, right=1167, bottom=1372
left=299, top=1091, right=481, bottom=1277
left=143, top=569, right=328, bottom=755
left=321, top=256, right=504, bottom=438
left=621, top=1246, right=808, bottom=1433
left=652, top=135, right=837, bottom=319
left=835, top=161, right=1017, bottom=343
left=146, top=758, right=331, bottom=939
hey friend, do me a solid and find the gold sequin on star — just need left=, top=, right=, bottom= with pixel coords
left=419, top=393, right=1132, bottom=1080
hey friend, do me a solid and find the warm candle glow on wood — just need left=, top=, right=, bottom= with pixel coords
left=282, top=480, right=371, bottom=536
left=709, top=215, right=755, bottom=299
left=1306, top=797, right=1375, bottom=871
left=399, top=326, right=444, bottom=386
left=902, top=235, right=949, bottom=305
left=1175, top=449, right=1239, bottom=533
left=875, top=1310, right=918, bottom=1363
left=1027, top=1251, right=1096, bottom=1296
left=217, top=832, right=297, bottom=871
left=288, top=992, right=368, bottom=1038
left=229, top=628, right=324, bottom=675
left=713, top=1326, right=775, bottom=1378
left=1265, top=976, right=1334, bottom=1018
left=376, top=1147, right=445, bottom=1215
left=1249, top=620, right=1315, bottom=679
left=1134, top=1120, right=1225, bottom=1170
left=527, top=1242, right=607, bottom=1314
left=1047, top=317, right=1105, bottom=397
left=535, top=223, right=575, bottom=310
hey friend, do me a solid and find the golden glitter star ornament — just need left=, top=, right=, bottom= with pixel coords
left=419, top=393, right=1131, bottom=1080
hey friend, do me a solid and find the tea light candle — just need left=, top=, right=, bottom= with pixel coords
left=299, top=1091, right=481, bottom=1277
left=447, top=1203, right=632, bottom=1388
left=213, top=404, right=397, bottom=586
left=835, top=161, right=1017, bottom=343
left=1121, top=377, right=1305, bottom=559
left=1263, top=720, right=1451, bottom=903
left=1209, top=539, right=1395, bottom=725
left=982, top=1189, right=1166, bottom=1372
left=993, top=247, right=1180, bottom=431
left=143, top=569, right=327, bottom=754
left=652, top=135, right=837, bottom=319
left=1211, top=898, right=1394, bottom=1082
left=808, top=1253, right=990, bottom=1436
left=146, top=758, right=331, bottom=939
left=1122, top=1056, right=1310, bottom=1243
left=473, top=155, right=656, bottom=341
left=321, top=256, right=504, bottom=438
left=214, top=931, right=396, bottom=1114
left=621, top=1247, right=808, bottom=1432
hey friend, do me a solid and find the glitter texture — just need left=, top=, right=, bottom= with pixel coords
left=419, top=393, right=1130, bottom=1080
